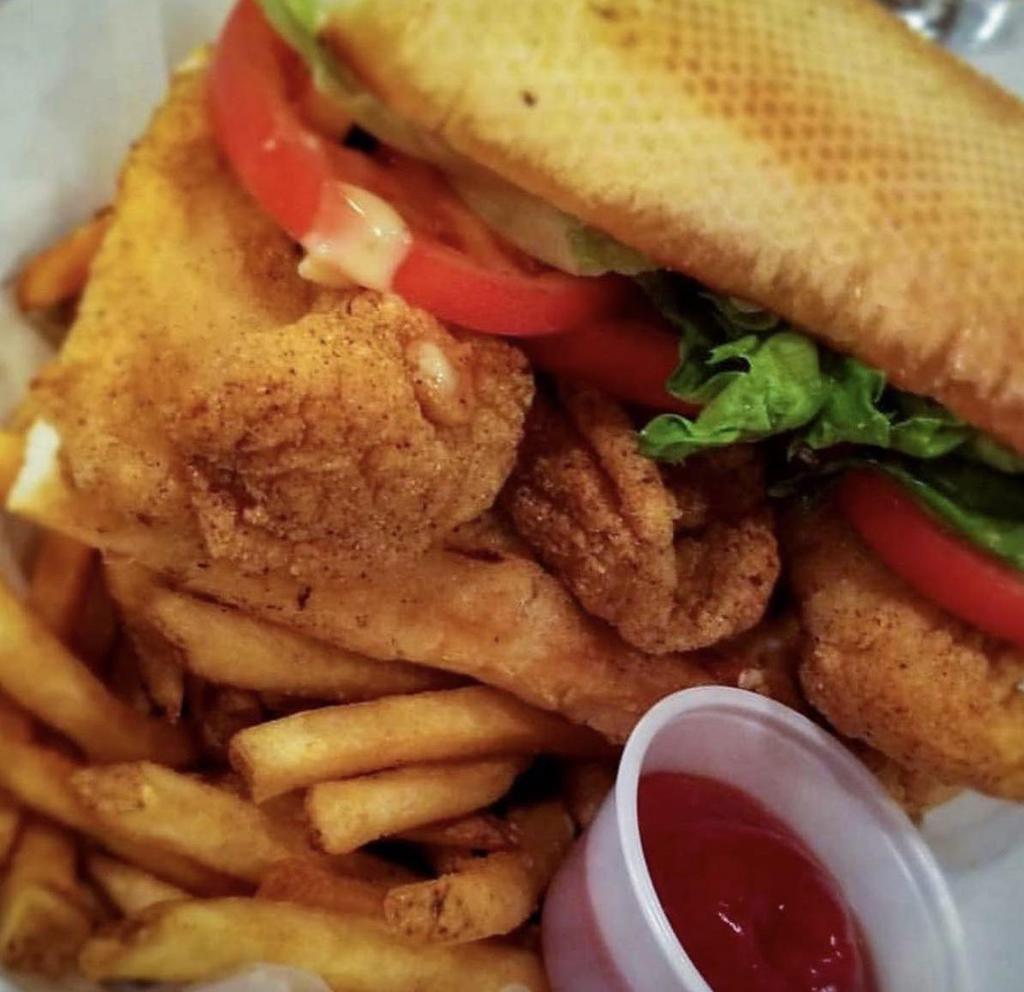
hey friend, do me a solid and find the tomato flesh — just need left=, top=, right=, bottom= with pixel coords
left=519, top=316, right=698, bottom=414
left=208, top=0, right=632, bottom=335
left=837, top=470, right=1024, bottom=650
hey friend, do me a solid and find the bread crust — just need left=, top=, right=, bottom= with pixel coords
left=323, top=0, right=1024, bottom=453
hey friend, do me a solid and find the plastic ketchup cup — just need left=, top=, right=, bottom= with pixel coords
left=541, top=686, right=971, bottom=992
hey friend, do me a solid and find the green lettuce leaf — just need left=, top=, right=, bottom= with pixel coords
left=639, top=332, right=825, bottom=460
left=639, top=272, right=1021, bottom=472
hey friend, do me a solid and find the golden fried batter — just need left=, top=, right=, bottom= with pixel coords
left=783, top=499, right=1024, bottom=799
left=503, top=384, right=779, bottom=653
left=31, top=63, right=532, bottom=580
left=706, top=613, right=957, bottom=817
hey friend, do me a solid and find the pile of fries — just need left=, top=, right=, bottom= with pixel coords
left=0, top=223, right=618, bottom=991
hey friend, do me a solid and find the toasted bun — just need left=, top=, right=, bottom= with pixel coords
left=321, top=0, right=1024, bottom=453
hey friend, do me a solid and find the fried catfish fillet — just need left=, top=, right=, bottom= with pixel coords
left=29, top=63, right=532, bottom=580
left=9, top=440, right=710, bottom=743
left=503, top=385, right=779, bottom=653
left=783, top=500, right=1024, bottom=799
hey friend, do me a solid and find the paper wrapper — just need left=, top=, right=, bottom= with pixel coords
left=1, top=1, right=1023, bottom=989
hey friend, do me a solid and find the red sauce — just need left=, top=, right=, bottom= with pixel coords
left=638, top=772, right=877, bottom=992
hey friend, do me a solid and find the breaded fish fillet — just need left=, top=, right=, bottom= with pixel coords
left=30, top=62, right=532, bottom=580
left=504, top=384, right=778, bottom=653
left=783, top=500, right=1024, bottom=798
left=8, top=444, right=710, bottom=743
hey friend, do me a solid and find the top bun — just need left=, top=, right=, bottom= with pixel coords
left=321, top=0, right=1024, bottom=453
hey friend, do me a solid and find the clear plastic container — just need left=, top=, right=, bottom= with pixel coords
left=542, top=686, right=971, bottom=992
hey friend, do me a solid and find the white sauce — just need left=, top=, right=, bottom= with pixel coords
left=299, top=182, right=411, bottom=292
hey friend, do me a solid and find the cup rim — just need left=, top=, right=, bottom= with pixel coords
left=611, top=685, right=971, bottom=992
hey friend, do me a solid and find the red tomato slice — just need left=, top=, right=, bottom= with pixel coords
left=837, top=469, right=1024, bottom=650
left=518, top=316, right=699, bottom=414
left=208, top=0, right=631, bottom=335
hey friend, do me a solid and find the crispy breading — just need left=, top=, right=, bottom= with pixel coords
left=783, top=499, right=1024, bottom=798
left=503, top=384, right=778, bottom=652
left=29, top=63, right=532, bottom=581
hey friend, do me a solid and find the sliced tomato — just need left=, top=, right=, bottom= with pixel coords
left=208, top=0, right=631, bottom=335
left=518, top=316, right=699, bottom=414
left=837, top=469, right=1024, bottom=650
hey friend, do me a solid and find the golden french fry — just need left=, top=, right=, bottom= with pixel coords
left=385, top=851, right=534, bottom=945
left=399, top=813, right=517, bottom=851
left=231, top=686, right=607, bottom=801
left=0, top=432, right=25, bottom=506
left=104, top=559, right=185, bottom=719
left=257, top=860, right=386, bottom=918
left=1, top=819, right=79, bottom=902
left=563, top=760, right=617, bottom=830
left=139, top=570, right=459, bottom=699
left=0, top=795, right=22, bottom=866
left=307, top=758, right=523, bottom=854
left=0, top=818, right=93, bottom=977
left=136, top=647, right=186, bottom=723
left=0, top=578, right=195, bottom=766
left=15, top=211, right=110, bottom=312
left=79, top=897, right=549, bottom=992
left=85, top=854, right=188, bottom=916
left=0, top=732, right=235, bottom=896
left=0, top=883, right=92, bottom=977
left=384, top=800, right=573, bottom=944
left=27, top=531, right=95, bottom=644
left=70, top=762, right=310, bottom=884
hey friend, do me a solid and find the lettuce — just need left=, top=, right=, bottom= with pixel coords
left=637, top=272, right=1024, bottom=570
left=638, top=273, right=1021, bottom=473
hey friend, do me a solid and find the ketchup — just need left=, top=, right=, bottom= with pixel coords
left=638, top=772, right=876, bottom=992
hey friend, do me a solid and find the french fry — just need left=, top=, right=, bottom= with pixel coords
left=0, top=818, right=93, bottom=977
left=136, top=646, right=186, bottom=723
left=1, top=818, right=79, bottom=902
left=0, top=578, right=195, bottom=765
left=307, top=758, right=524, bottom=854
left=0, top=432, right=24, bottom=503
left=231, top=686, right=608, bottom=801
left=27, top=531, right=95, bottom=644
left=0, top=883, right=92, bottom=978
left=563, top=760, right=617, bottom=830
left=257, top=860, right=386, bottom=918
left=139, top=571, right=459, bottom=699
left=0, top=795, right=22, bottom=866
left=15, top=211, right=110, bottom=312
left=70, top=762, right=310, bottom=884
left=399, top=813, right=517, bottom=851
left=0, top=732, right=235, bottom=896
left=384, top=800, right=574, bottom=944
left=104, top=559, right=185, bottom=719
left=79, top=897, right=549, bottom=992
left=85, top=854, right=188, bottom=916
